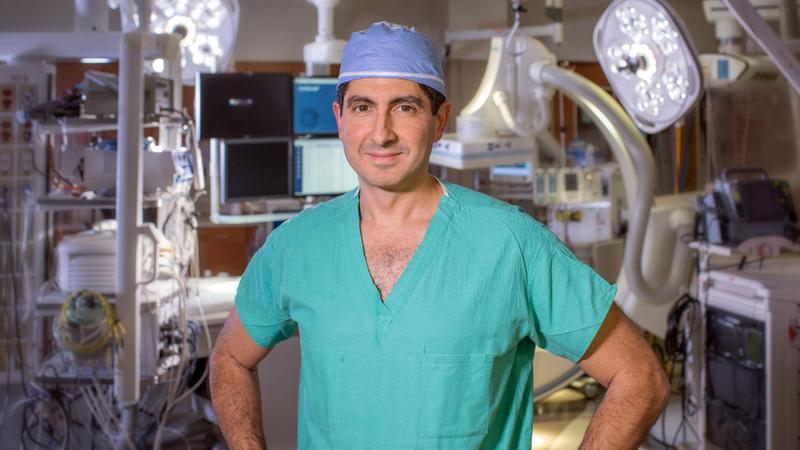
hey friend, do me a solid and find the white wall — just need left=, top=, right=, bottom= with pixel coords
left=0, top=0, right=95, bottom=32
left=0, top=0, right=717, bottom=63
left=0, top=0, right=446, bottom=62
left=516, top=0, right=717, bottom=62
left=232, top=0, right=446, bottom=62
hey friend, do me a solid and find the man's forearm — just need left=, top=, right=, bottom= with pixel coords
left=210, top=353, right=267, bottom=450
left=579, top=369, right=670, bottom=450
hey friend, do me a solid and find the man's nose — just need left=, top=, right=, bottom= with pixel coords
left=372, top=110, right=398, bottom=147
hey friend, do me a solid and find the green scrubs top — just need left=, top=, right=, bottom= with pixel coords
left=235, top=181, right=616, bottom=450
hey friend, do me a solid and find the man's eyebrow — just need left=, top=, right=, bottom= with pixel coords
left=346, top=95, right=375, bottom=108
left=345, top=95, right=425, bottom=109
left=389, top=96, right=424, bottom=107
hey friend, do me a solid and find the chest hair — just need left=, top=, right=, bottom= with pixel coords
left=363, top=237, right=419, bottom=301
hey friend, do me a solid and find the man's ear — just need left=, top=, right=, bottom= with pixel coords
left=332, top=101, right=343, bottom=136
left=433, top=101, right=452, bottom=141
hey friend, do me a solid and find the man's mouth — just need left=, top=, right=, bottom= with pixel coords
left=366, top=152, right=402, bottom=162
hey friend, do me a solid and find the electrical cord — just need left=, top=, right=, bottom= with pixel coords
left=46, top=148, right=86, bottom=196
left=153, top=274, right=194, bottom=450
left=20, top=387, right=70, bottom=449
left=160, top=106, right=206, bottom=194
left=648, top=254, right=704, bottom=448
left=668, top=295, right=702, bottom=447
left=505, top=0, right=528, bottom=55
left=55, top=290, right=125, bottom=357
left=1, top=186, right=30, bottom=398
left=20, top=184, right=37, bottom=322
left=8, top=379, right=72, bottom=450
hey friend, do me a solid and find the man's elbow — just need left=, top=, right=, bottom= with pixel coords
left=208, top=344, right=226, bottom=377
left=208, top=346, right=239, bottom=392
left=657, top=370, right=671, bottom=411
left=208, top=346, right=225, bottom=393
left=209, top=343, right=226, bottom=371
left=615, top=360, right=670, bottom=414
left=209, top=345, right=257, bottom=381
left=646, top=363, right=671, bottom=414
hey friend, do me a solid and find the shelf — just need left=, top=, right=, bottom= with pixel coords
left=37, top=196, right=161, bottom=212
left=36, top=279, right=181, bottom=317
left=0, top=31, right=177, bottom=62
left=36, top=289, right=116, bottom=317
left=0, top=32, right=122, bottom=61
left=34, top=354, right=157, bottom=387
left=689, top=240, right=739, bottom=257
left=34, top=118, right=160, bottom=135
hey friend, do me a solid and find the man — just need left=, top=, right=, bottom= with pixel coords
left=210, top=22, right=669, bottom=450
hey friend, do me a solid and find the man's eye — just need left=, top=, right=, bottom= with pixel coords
left=397, top=104, right=417, bottom=113
left=354, top=104, right=371, bottom=113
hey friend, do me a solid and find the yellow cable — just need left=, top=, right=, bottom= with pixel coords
left=57, top=290, right=125, bottom=355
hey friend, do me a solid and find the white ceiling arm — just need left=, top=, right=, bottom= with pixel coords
left=303, top=0, right=347, bottom=75
left=720, top=0, right=800, bottom=96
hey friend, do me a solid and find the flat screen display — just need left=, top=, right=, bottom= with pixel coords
left=564, top=172, right=579, bottom=191
left=221, top=138, right=292, bottom=202
left=197, top=73, right=293, bottom=140
left=294, top=78, right=338, bottom=135
left=738, top=181, right=785, bottom=221
left=548, top=172, right=558, bottom=194
left=490, top=161, right=533, bottom=180
left=536, top=173, right=546, bottom=194
left=293, top=139, right=358, bottom=196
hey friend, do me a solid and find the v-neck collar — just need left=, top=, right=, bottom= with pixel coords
left=348, top=178, right=451, bottom=315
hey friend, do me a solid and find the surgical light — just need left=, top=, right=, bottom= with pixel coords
left=150, top=0, right=239, bottom=84
left=594, top=0, right=702, bottom=133
left=151, top=58, right=166, bottom=73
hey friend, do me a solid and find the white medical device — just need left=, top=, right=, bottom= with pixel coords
left=430, top=36, right=557, bottom=170
left=547, top=202, right=619, bottom=246
left=430, top=135, right=538, bottom=170
left=57, top=222, right=173, bottom=295
left=693, top=258, right=800, bottom=450
left=534, top=164, right=622, bottom=205
left=490, top=161, right=534, bottom=183
left=57, top=229, right=117, bottom=294
left=555, top=167, right=604, bottom=204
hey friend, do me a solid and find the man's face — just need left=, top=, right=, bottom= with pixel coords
left=333, top=78, right=450, bottom=192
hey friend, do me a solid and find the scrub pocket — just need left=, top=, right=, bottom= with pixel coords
left=418, top=353, right=492, bottom=438
left=327, top=352, right=419, bottom=435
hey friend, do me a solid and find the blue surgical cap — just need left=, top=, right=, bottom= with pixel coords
left=338, top=21, right=445, bottom=96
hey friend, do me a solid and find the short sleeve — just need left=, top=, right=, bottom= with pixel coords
left=235, top=234, right=297, bottom=349
left=526, top=232, right=616, bottom=363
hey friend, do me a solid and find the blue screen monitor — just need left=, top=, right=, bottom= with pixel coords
left=490, top=161, right=533, bottom=182
left=293, top=77, right=338, bottom=135
left=293, top=138, right=358, bottom=196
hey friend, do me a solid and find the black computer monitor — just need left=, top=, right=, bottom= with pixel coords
left=197, top=73, right=293, bottom=140
left=292, top=138, right=359, bottom=196
left=220, top=138, right=292, bottom=203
